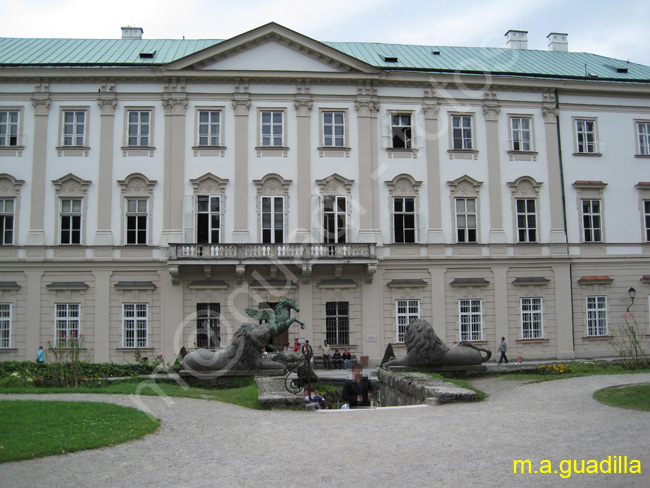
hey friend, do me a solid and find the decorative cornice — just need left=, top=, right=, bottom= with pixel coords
left=482, top=103, right=501, bottom=121
left=52, top=173, right=91, bottom=195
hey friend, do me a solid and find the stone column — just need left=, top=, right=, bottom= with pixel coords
left=161, top=88, right=188, bottom=246
left=95, top=86, right=117, bottom=247
left=355, top=98, right=381, bottom=243
left=422, top=100, right=445, bottom=244
left=543, top=94, right=569, bottom=247
left=27, top=89, right=50, bottom=248
left=232, top=94, right=251, bottom=243
left=483, top=97, right=506, bottom=245
left=294, top=96, right=313, bottom=243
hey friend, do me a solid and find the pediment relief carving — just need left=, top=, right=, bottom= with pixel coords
left=385, top=173, right=422, bottom=196
left=316, top=173, right=354, bottom=194
left=190, top=173, right=229, bottom=194
left=118, top=173, right=157, bottom=194
left=0, top=173, right=25, bottom=195
left=254, top=173, right=292, bottom=195
left=52, top=173, right=91, bottom=195
left=507, top=176, right=542, bottom=195
left=447, top=175, right=483, bottom=196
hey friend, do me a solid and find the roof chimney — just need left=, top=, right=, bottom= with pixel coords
left=505, top=30, right=528, bottom=49
left=547, top=32, right=568, bottom=52
left=121, top=26, right=143, bottom=40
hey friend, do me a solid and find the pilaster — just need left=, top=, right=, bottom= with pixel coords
left=232, top=90, right=251, bottom=243
left=27, top=87, right=51, bottom=247
left=422, top=97, right=445, bottom=244
left=161, top=83, right=188, bottom=246
left=483, top=93, right=506, bottom=244
left=294, top=92, right=313, bottom=242
left=93, top=269, right=112, bottom=362
left=95, top=84, right=117, bottom=246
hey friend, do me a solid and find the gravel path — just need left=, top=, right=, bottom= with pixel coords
left=1, top=374, right=649, bottom=488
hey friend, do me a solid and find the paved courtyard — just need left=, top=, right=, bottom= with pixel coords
left=1, top=373, right=649, bottom=488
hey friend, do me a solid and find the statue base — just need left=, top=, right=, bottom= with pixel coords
left=180, top=369, right=284, bottom=380
left=387, top=365, right=487, bottom=373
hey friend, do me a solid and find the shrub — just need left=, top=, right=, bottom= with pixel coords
left=609, top=313, right=649, bottom=370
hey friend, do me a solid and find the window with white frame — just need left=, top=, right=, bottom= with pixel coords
left=323, top=195, right=347, bottom=243
left=197, top=110, right=221, bottom=146
left=326, top=301, right=349, bottom=345
left=0, top=303, right=11, bottom=348
left=581, top=199, right=602, bottom=242
left=637, top=121, right=650, bottom=155
left=260, top=110, right=284, bottom=147
left=644, top=200, right=650, bottom=241
left=127, top=110, right=151, bottom=146
left=122, top=303, right=148, bottom=348
left=456, top=198, right=477, bottom=243
left=575, top=119, right=598, bottom=154
left=261, top=196, right=284, bottom=243
left=0, top=198, right=15, bottom=245
left=322, top=111, right=345, bottom=147
left=196, top=195, right=221, bottom=244
left=125, top=198, right=148, bottom=245
left=62, top=110, right=86, bottom=147
left=55, top=303, right=80, bottom=344
left=515, top=198, right=537, bottom=242
left=451, top=115, right=473, bottom=150
left=393, top=197, right=416, bottom=243
left=196, top=303, right=220, bottom=349
left=521, top=297, right=543, bottom=339
left=586, top=296, right=607, bottom=336
left=511, top=116, right=532, bottom=151
left=0, top=110, right=19, bottom=146
left=390, top=113, right=413, bottom=149
left=396, top=299, right=420, bottom=342
left=59, top=198, right=82, bottom=245
left=459, top=299, right=483, bottom=341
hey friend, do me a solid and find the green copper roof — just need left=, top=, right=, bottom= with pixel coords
left=1, top=36, right=649, bottom=82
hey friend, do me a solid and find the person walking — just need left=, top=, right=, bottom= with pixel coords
left=498, top=337, right=508, bottom=365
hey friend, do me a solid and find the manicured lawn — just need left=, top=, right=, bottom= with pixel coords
left=0, top=400, right=160, bottom=462
left=500, top=362, right=650, bottom=383
left=593, top=383, right=650, bottom=411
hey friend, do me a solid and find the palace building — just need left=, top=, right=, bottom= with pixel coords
left=0, top=23, right=648, bottom=365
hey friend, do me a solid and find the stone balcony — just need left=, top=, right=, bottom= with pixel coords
left=168, top=243, right=378, bottom=284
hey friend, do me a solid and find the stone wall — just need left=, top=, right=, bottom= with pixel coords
left=378, top=368, right=477, bottom=406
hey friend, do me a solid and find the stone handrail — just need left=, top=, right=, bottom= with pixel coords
left=169, top=243, right=376, bottom=260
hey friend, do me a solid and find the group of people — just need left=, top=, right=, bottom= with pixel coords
left=320, top=340, right=352, bottom=370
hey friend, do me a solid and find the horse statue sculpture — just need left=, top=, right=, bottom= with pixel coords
left=181, top=298, right=304, bottom=373
left=383, top=319, right=491, bottom=368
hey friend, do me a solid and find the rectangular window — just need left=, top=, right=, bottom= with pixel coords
left=261, top=196, right=284, bottom=243
left=62, top=110, right=86, bottom=146
left=515, top=198, right=537, bottom=242
left=396, top=299, right=420, bottom=342
left=456, top=198, right=477, bottom=243
left=125, top=198, right=148, bottom=245
left=390, top=113, right=412, bottom=149
left=55, top=303, right=80, bottom=345
left=582, top=199, right=602, bottom=242
left=393, top=197, right=416, bottom=243
left=638, top=122, right=650, bottom=155
left=260, top=110, right=284, bottom=147
left=576, top=119, right=597, bottom=153
left=326, top=302, right=349, bottom=345
left=521, top=298, right=543, bottom=339
left=0, top=303, right=11, bottom=348
left=323, top=195, right=347, bottom=243
left=127, top=110, right=151, bottom=146
left=511, top=116, right=532, bottom=151
left=197, top=303, right=220, bottom=349
left=60, top=198, right=82, bottom=245
left=198, top=110, right=221, bottom=146
left=451, top=115, right=473, bottom=150
left=459, top=299, right=483, bottom=341
left=0, top=110, right=19, bottom=146
left=322, top=111, right=345, bottom=147
left=644, top=200, right=650, bottom=242
left=586, top=296, right=607, bottom=336
left=0, top=198, right=15, bottom=245
left=197, top=195, right=221, bottom=244
left=122, top=303, right=148, bottom=348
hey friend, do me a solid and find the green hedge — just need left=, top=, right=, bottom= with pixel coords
left=0, top=361, right=154, bottom=382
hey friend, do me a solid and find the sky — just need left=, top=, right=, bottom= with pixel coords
left=1, top=0, right=650, bottom=66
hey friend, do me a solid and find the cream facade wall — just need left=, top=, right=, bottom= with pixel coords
left=1, top=25, right=649, bottom=366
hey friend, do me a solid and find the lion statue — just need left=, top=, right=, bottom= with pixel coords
left=384, top=319, right=491, bottom=368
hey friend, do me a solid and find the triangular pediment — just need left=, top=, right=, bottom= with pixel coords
left=165, top=22, right=378, bottom=74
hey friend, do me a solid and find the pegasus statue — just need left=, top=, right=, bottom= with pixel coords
left=182, top=298, right=306, bottom=373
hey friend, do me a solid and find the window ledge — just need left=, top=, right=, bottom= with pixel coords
left=192, top=145, right=227, bottom=157
left=317, top=146, right=351, bottom=158
left=634, top=154, right=650, bottom=158
left=387, top=147, right=418, bottom=158
left=448, top=149, right=478, bottom=160
left=515, top=338, right=549, bottom=343
left=454, top=340, right=488, bottom=345
left=572, top=152, right=602, bottom=157
left=0, top=145, right=25, bottom=156
left=255, top=146, right=289, bottom=157
left=0, top=348, right=19, bottom=352
left=116, top=347, right=154, bottom=351
left=57, top=146, right=90, bottom=157
left=121, top=146, right=155, bottom=157
left=507, top=150, right=538, bottom=161
left=582, top=335, right=613, bottom=340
